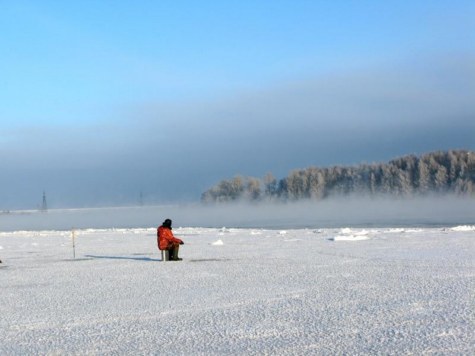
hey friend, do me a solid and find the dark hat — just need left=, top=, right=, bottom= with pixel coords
left=163, top=219, right=172, bottom=228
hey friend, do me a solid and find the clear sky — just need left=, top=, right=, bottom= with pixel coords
left=1, top=0, right=474, bottom=208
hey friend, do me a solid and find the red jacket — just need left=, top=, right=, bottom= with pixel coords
left=157, top=226, right=183, bottom=250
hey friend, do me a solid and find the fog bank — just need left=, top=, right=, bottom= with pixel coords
left=1, top=196, right=473, bottom=232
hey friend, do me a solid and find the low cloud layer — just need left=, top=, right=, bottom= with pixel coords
left=1, top=55, right=474, bottom=208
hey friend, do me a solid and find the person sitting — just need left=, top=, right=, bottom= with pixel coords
left=157, top=219, right=184, bottom=261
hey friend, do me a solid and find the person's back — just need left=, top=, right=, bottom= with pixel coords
left=157, top=219, right=184, bottom=261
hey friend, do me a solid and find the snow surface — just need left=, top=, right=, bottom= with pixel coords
left=1, top=226, right=474, bottom=354
left=328, top=228, right=370, bottom=241
left=450, top=225, right=475, bottom=232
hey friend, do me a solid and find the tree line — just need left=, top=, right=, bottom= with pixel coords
left=201, top=150, right=475, bottom=203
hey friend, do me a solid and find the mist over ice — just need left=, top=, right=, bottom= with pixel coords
left=1, top=196, right=473, bottom=231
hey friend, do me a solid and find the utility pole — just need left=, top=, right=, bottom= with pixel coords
left=41, top=191, right=48, bottom=212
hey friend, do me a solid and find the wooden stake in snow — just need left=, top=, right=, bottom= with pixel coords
left=72, top=229, right=76, bottom=259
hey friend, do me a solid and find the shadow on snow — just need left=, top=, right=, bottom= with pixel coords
left=84, top=254, right=161, bottom=262
left=82, top=255, right=233, bottom=262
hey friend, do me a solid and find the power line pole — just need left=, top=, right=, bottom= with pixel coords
left=41, top=191, right=48, bottom=212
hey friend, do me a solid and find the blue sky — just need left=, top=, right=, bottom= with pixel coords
left=1, top=0, right=474, bottom=208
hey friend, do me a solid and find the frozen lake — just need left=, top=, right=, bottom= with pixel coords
left=1, top=225, right=474, bottom=354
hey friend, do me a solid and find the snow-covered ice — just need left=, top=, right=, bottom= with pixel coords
left=328, top=228, right=371, bottom=241
left=0, top=226, right=474, bottom=354
left=329, top=235, right=370, bottom=241
left=450, top=225, right=475, bottom=232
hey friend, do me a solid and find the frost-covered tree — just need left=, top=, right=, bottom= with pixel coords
left=416, top=159, right=431, bottom=194
left=246, top=177, right=261, bottom=201
left=201, top=150, right=475, bottom=202
left=287, top=170, right=308, bottom=200
left=307, top=167, right=326, bottom=199
left=263, top=172, right=277, bottom=199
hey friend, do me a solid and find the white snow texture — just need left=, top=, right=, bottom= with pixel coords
left=1, top=226, right=474, bottom=354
